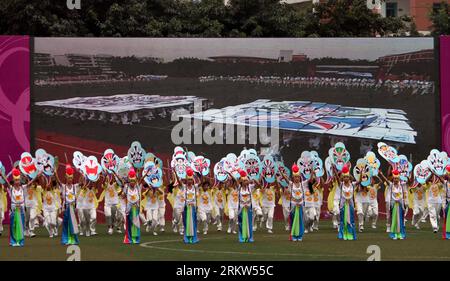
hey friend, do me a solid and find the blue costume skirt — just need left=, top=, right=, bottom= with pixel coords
left=389, top=202, right=406, bottom=240
left=61, top=203, right=79, bottom=245
left=238, top=206, right=253, bottom=243
left=183, top=205, right=199, bottom=244
left=9, top=206, right=25, bottom=247
left=338, top=201, right=357, bottom=240
left=289, top=205, right=304, bottom=241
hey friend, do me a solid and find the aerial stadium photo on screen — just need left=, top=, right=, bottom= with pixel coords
left=1, top=36, right=449, bottom=261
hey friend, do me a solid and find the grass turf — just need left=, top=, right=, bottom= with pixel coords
left=0, top=220, right=448, bottom=261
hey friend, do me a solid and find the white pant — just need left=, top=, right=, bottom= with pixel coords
left=428, top=203, right=442, bottom=229
left=104, top=204, right=120, bottom=228
left=313, top=205, right=321, bottom=229
left=356, top=202, right=369, bottom=227
left=198, top=208, right=212, bottom=232
left=253, top=205, right=263, bottom=230
left=282, top=206, right=290, bottom=229
left=367, top=201, right=378, bottom=225
left=80, top=208, right=97, bottom=235
left=261, top=206, right=274, bottom=230
left=25, top=207, right=38, bottom=232
left=213, top=206, right=224, bottom=230
left=43, top=209, right=57, bottom=235
left=146, top=208, right=159, bottom=231
left=228, top=207, right=238, bottom=232
left=304, top=206, right=317, bottom=229
left=158, top=207, right=166, bottom=228
left=412, top=201, right=426, bottom=226
left=172, top=207, right=184, bottom=232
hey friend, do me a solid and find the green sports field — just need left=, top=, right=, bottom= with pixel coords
left=0, top=220, right=448, bottom=261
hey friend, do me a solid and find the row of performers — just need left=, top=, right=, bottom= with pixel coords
left=1, top=163, right=450, bottom=246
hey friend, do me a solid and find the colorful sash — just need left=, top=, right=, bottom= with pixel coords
left=124, top=205, right=140, bottom=244
left=238, top=206, right=253, bottom=243
left=338, top=201, right=357, bottom=240
left=183, top=205, right=199, bottom=244
left=289, top=205, right=304, bottom=241
left=9, top=207, right=25, bottom=247
left=61, top=203, right=79, bottom=245
left=390, top=202, right=406, bottom=240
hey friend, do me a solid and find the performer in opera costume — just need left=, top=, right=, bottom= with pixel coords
left=236, top=170, right=254, bottom=243
left=181, top=168, right=199, bottom=244
left=1, top=168, right=34, bottom=246
left=282, top=164, right=305, bottom=241
left=334, top=165, right=357, bottom=241
left=59, top=165, right=81, bottom=245
left=115, top=168, right=147, bottom=244
left=381, top=169, right=407, bottom=240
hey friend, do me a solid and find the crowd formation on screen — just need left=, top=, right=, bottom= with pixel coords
left=1, top=141, right=449, bottom=247
left=198, top=75, right=435, bottom=95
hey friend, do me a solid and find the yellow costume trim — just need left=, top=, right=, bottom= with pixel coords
left=327, top=181, right=338, bottom=212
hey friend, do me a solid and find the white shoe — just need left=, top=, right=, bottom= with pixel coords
left=285, top=226, right=290, bottom=231
left=203, top=231, right=207, bottom=235
left=197, top=229, right=200, bottom=234
left=305, top=229, right=309, bottom=234
left=30, top=232, right=36, bottom=238
left=173, top=226, right=178, bottom=233
left=359, top=226, right=363, bottom=233
left=386, top=227, right=390, bottom=233
left=433, top=228, right=438, bottom=233
left=153, top=232, right=158, bottom=236
left=180, top=231, right=184, bottom=236
left=253, top=226, right=257, bottom=231
left=146, top=226, right=150, bottom=233
left=79, top=232, right=84, bottom=236
left=371, top=224, right=377, bottom=229
left=160, top=228, right=165, bottom=232
left=108, top=228, right=113, bottom=235
left=86, top=232, right=91, bottom=237
left=232, top=230, right=237, bottom=234
left=268, top=229, right=273, bottom=234
left=49, top=234, right=54, bottom=238
left=217, top=226, right=222, bottom=231
left=415, top=224, right=420, bottom=230
left=116, top=229, right=122, bottom=234
left=91, top=232, right=97, bottom=236
left=227, top=228, right=231, bottom=234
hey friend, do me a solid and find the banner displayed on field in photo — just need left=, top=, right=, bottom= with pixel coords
left=187, top=99, right=417, bottom=144
left=0, top=36, right=30, bottom=172
left=441, top=36, right=450, bottom=155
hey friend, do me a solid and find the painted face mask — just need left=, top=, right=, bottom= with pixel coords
left=82, top=156, right=103, bottom=182
left=394, top=155, right=413, bottom=182
left=118, top=156, right=132, bottom=178
left=101, top=149, right=120, bottom=174
left=35, top=148, right=55, bottom=176
left=73, top=151, right=87, bottom=171
left=276, top=162, right=290, bottom=188
left=262, top=155, right=277, bottom=183
left=0, top=161, right=6, bottom=184
left=377, top=142, right=400, bottom=165
left=214, top=159, right=228, bottom=182
left=127, top=141, right=146, bottom=169
left=191, top=156, right=211, bottom=176
left=364, top=151, right=380, bottom=176
left=297, top=151, right=313, bottom=180
left=414, top=160, right=432, bottom=185
left=19, top=152, right=38, bottom=179
left=171, top=148, right=188, bottom=179
left=225, top=153, right=240, bottom=179
left=353, top=158, right=372, bottom=187
left=426, top=149, right=448, bottom=176
left=239, top=153, right=262, bottom=181
left=310, top=151, right=324, bottom=178
left=143, top=161, right=163, bottom=188
left=329, top=142, right=350, bottom=172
